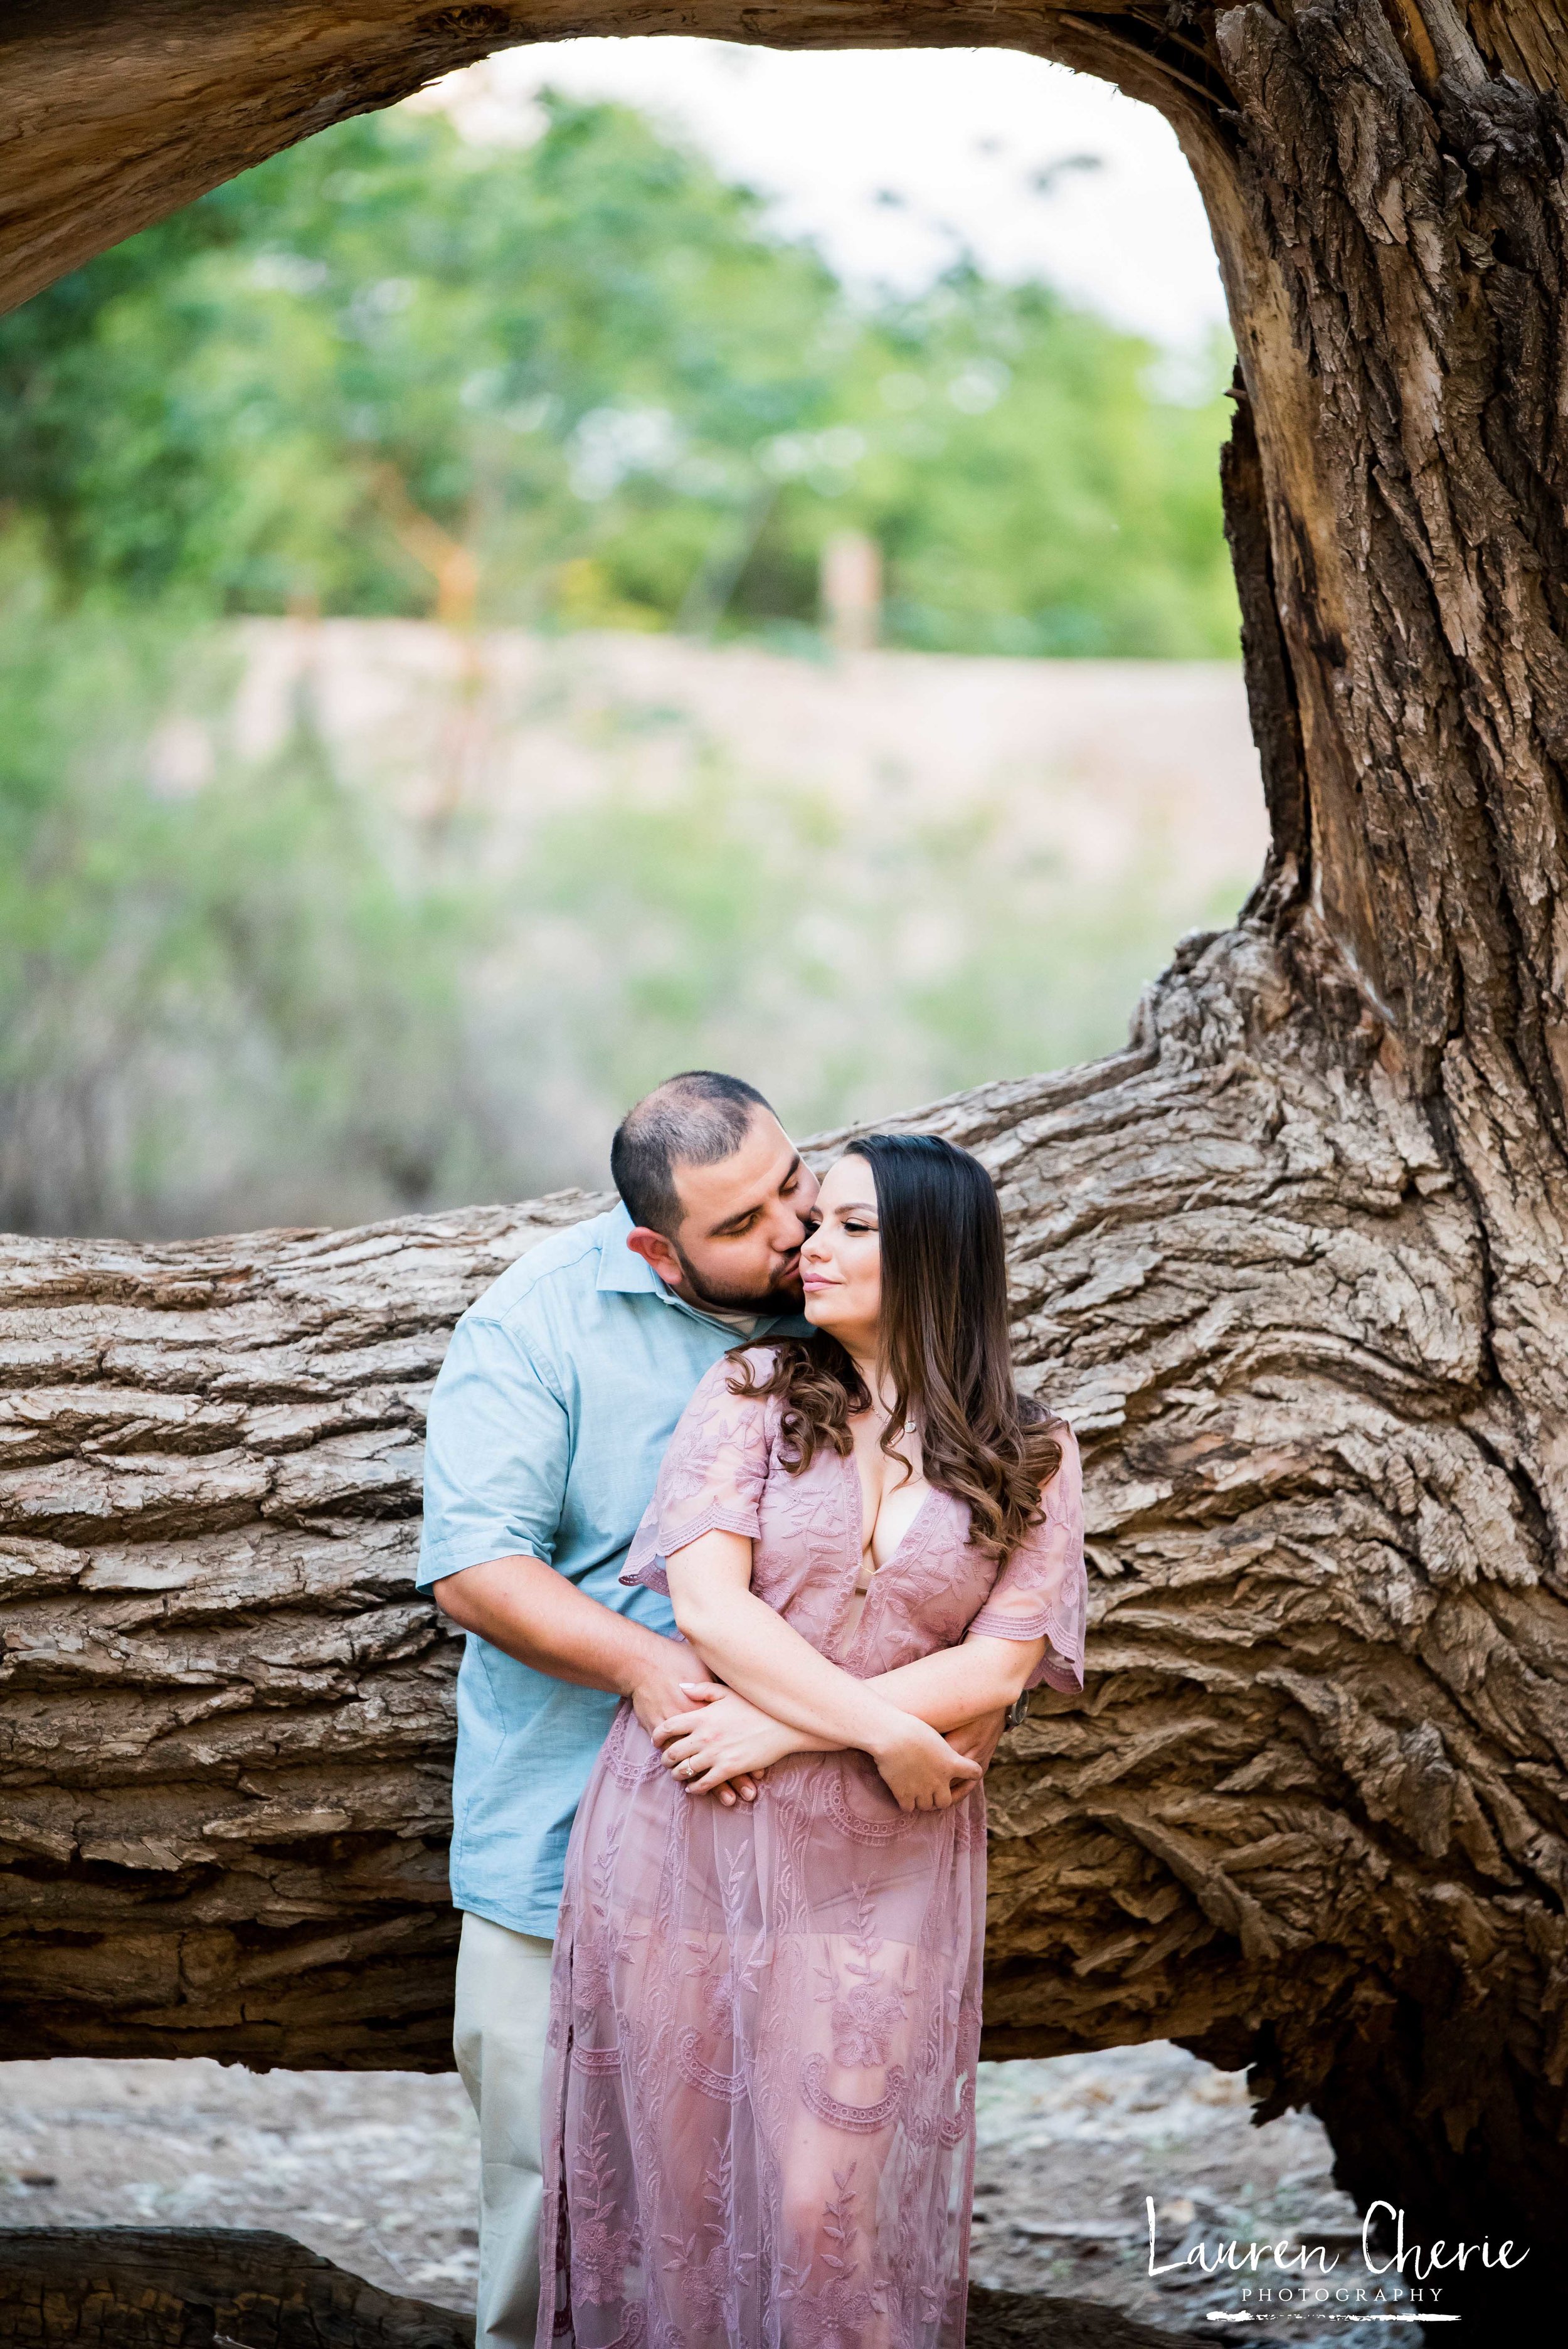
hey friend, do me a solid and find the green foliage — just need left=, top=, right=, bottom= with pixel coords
left=0, top=93, right=1251, bottom=1233
left=0, top=554, right=498, bottom=1233
left=0, top=98, right=1238, bottom=654
left=834, top=278, right=1239, bottom=656
left=0, top=570, right=1256, bottom=1235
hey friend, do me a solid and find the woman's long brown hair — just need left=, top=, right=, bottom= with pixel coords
left=729, top=1132, right=1062, bottom=1561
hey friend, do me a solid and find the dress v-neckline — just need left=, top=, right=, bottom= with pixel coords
left=835, top=1460, right=939, bottom=1654
left=845, top=1451, right=938, bottom=1581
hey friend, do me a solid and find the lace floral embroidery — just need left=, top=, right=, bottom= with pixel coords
left=820, top=1764, right=914, bottom=1844
left=675, top=2026, right=749, bottom=2103
left=620, top=1499, right=763, bottom=1593
left=571, top=2042, right=623, bottom=2076
left=537, top=1369, right=1088, bottom=2349
left=961, top=1423, right=1086, bottom=1689
left=598, top=1707, right=665, bottom=1788
left=800, top=2054, right=908, bottom=2134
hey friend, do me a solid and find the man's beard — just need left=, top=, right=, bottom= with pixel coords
left=671, top=1239, right=803, bottom=1318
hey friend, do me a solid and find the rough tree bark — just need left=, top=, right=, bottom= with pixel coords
left=0, top=2227, right=475, bottom=2348
left=0, top=2230, right=1169, bottom=2349
left=5, top=0, right=1568, bottom=2324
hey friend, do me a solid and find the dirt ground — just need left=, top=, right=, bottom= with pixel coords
left=0, top=2043, right=1426, bottom=2342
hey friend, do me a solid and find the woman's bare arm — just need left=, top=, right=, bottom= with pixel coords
left=657, top=1640, right=1033, bottom=1790
left=665, top=1530, right=981, bottom=1811
left=869, top=1637, right=1042, bottom=1724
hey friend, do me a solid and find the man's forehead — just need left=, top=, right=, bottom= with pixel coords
left=675, top=1120, right=795, bottom=1220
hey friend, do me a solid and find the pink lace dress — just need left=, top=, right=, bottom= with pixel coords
left=537, top=1350, right=1086, bottom=2349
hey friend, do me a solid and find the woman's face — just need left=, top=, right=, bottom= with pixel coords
left=800, top=1153, right=882, bottom=1353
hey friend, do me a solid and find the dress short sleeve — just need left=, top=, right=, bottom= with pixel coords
left=964, top=1421, right=1087, bottom=1693
left=620, top=1351, right=775, bottom=1595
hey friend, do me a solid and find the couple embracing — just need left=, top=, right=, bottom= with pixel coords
left=418, top=1072, right=1087, bottom=2349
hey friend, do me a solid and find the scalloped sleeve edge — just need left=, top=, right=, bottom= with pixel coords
left=965, top=1603, right=1085, bottom=1694
left=619, top=1501, right=763, bottom=1594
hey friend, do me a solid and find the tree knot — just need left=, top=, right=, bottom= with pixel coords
left=1437, top=72, right=1564, bottom=181
left=416, top=6, right=516, bottom=45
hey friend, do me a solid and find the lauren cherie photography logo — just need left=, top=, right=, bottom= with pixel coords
left=1145, top=2195, right=1529, bottom=2326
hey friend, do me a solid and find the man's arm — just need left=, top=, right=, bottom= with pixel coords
left=432, top=1557, right=761, bottom=1808
left=432, top=1554, right=696, bottom=1734
left=419, top=1308, right=760, bottom=1806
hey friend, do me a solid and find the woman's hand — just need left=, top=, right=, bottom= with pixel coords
left=869, top=1715, right=984, bottom=1813
left=654, top=1682, right=800, bottom=1797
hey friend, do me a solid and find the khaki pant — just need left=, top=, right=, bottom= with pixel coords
left=453, top=1911, right=556, bottom=2349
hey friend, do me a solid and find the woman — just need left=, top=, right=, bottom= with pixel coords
left=537, top=1133, right=1086, bottom=2349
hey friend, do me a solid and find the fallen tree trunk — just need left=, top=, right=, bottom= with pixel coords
left=6, top=0, right=1568, bottom=2327
left=2, top=973, right=1562, bottom=2291
left=0, top=2229, right=1170, bottom=2349
left=0, top=1197, right=590, bottom=2072
left=0, top=2226, right=476, bottom=2347
left=0, top=989, right=1501, bottom=2069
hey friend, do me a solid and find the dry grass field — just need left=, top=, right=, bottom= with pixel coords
left=12, top=628, right=1267, bottom=1236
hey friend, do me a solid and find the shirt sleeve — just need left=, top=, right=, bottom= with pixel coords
left=621, top=1353, right=773, bottom=1596
left=963, top=1421, right=1087, bottom=1693
left=416, top=1308, right=570, bottom=1589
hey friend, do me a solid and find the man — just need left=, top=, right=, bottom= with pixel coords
left=419, top=1071, right=1007, bottom=2346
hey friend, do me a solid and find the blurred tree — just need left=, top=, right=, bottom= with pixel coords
left=833, top=277, right=1239, bottom=656
left=0, top=98, right=1237, bottom=655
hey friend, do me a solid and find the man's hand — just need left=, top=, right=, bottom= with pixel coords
left=944, top=1707, right=1010, bottom=1775
left=628, top=1650, right=704, bottom=1744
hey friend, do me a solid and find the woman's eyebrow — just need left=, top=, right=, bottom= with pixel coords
left=829, top=1201, right=879, bottom=1217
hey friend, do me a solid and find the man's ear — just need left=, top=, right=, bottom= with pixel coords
left=625, top=1225, right=684, bottom=1289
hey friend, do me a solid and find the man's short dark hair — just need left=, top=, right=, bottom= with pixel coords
left=611, top=1071, right=775, bottom=1237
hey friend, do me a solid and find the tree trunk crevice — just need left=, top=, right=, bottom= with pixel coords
left=1221, top=373, right=1311, bottom=912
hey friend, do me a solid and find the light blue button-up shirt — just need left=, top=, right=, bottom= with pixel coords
left=417, top=1201, right=808, bottom=1938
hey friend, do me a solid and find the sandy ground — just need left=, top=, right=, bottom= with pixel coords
left=0, top=2045, right=1426, bottom=2343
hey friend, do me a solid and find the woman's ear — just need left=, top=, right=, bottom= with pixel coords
left=626, top=1224, right=686, bottom=1290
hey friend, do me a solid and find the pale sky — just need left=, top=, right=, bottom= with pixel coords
left=415, top=38, right=1229, bottom=353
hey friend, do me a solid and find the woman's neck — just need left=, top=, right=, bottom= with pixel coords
left=842, top=1337, right=896, bottom=1423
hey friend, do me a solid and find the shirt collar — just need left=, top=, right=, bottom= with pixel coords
left=595, top=1199, right=662, bottom=1294
left=595, top=1199, right=810, bottom=1337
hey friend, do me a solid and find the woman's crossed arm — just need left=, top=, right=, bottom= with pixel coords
left=661, top=1529, right=1044, bottom=1810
